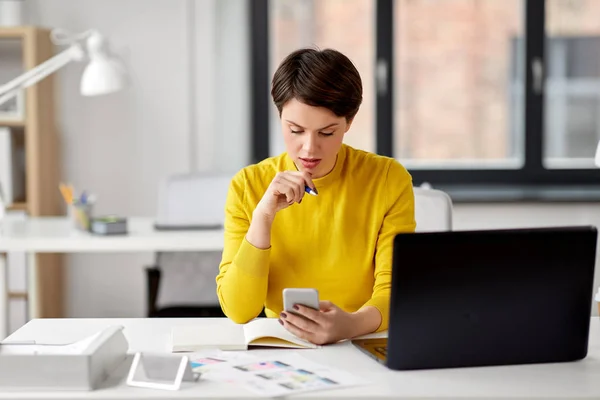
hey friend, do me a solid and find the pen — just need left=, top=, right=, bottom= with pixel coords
left=59, top=183, right=73, bottom=205
left=305, top=186, right=318, bottom=196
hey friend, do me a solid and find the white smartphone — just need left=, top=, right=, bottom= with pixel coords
left=282, top=288, right=320, bottom=314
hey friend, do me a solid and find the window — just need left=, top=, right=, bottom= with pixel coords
left=545, top=0, right=600, bottom=168
left=545, top=37, right=600, bottom=166
left=395, top=0, right=525, bottom=169
left=251, top=0, right=600, bottom=198
left=268, top=0, right=375, bottom=155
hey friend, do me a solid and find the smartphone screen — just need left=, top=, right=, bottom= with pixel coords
left=282, top=288, right=319, bottom=314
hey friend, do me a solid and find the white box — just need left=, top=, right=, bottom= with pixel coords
left=0, top=127, right=25, bottom=204
left=7, top=251, right=26, bottom=292
left=8, top=297, right=26, bottom=335
left=0, top=325, right=129, bottom=390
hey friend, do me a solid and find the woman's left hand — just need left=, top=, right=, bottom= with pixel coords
left=279, top=301, right=358, bottom=345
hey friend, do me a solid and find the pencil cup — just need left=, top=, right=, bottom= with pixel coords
left=69, top=202, right=93, bottom=231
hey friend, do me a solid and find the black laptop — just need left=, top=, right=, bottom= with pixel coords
left=352, top=226, right=597, bottom=370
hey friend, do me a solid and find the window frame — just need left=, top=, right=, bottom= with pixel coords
left=251, top=0, right=600, bottom=200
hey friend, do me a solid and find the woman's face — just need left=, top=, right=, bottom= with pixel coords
left=280, top=98, right=352, bottom=179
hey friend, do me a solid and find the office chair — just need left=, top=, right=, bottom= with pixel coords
left=146, top=173, right=230, bottom=318
left=146, top=251, right=226, bottom=317
left=413, top=184, right=453, bottom=231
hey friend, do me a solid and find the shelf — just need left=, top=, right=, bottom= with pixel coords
left=0, top=25, right=63, bottom=321
left=0, top=120, right=25, bottom=128
left=0, top=26, right=38, bottom=39
left=8, top=292, right=27, bottom=300
left=7, top=202, right=27, bottom=212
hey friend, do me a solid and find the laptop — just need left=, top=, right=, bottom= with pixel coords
left=352, top=226, right=597, bottom=370
left=154, top=173, right=231, bottom=230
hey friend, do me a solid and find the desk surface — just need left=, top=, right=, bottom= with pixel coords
left=0, top=217, right=224, bottom=252
left=3, top=317, right=600, bottom=399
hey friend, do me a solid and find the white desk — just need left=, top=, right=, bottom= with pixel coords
left=0, top=217, right=224, bottom=338
left=0, top=217, right=224, bottom=253
left=3, top=317, right=600, bottom=399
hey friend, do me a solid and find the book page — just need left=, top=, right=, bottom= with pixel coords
left=243, top=319, right=317, bottom=349
left=353, top=330, right=388, bottom=340
left=171, top=324, right=246, bottom=352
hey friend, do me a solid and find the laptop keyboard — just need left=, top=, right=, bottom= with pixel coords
left=375, top=346, right=387, bottom=357
left=352, top=339, right=388, bottom=362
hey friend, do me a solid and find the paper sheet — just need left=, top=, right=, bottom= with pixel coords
left=203, top=352, right=369, bottom=397
left=189, top=349, right=261, bottom=374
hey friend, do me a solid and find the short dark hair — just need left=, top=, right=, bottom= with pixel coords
left=271, top=48, right=363, bottom=122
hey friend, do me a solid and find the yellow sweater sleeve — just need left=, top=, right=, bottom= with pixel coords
left=215, top=170, right=270, bottom=323
left=362, top=160, right=416, bottom=332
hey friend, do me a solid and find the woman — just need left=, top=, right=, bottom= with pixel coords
left=216, top=48, right=415, bottom=345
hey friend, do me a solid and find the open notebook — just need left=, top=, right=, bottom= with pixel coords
left=170, top=318, right=318, bottom=352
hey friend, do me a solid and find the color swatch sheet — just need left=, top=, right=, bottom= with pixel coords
left=190, top=350, right=368, bottom=397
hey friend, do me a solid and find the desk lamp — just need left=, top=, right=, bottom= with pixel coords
left=0, top=28, right=125, bottom=106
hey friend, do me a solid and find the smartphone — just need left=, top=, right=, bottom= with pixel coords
left=282, top=288, right=319, bottom=314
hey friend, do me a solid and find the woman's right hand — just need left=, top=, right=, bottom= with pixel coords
left=254, top=171, right=316, bottom=221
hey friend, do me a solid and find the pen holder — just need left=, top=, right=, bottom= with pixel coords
left=69, top=202, right=93, bottom=231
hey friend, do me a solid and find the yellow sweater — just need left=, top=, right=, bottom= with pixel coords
left=216, top=144, right=416, bottom=332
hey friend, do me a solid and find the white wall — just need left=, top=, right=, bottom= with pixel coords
left=454, top=203, right=600, bottom=315
left=24, top=0, right=250, bottom=317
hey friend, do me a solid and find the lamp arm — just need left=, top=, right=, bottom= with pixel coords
left=0, top=44, right=85, bottom=105
left=19, top=48, right=79, bottom=87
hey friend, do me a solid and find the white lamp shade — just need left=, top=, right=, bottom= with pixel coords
left=80, top=57, right=125, bottom=96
